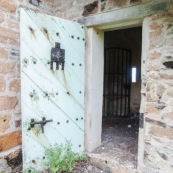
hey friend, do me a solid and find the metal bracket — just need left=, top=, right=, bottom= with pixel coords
left=50, top=42, right=65, bottom=70
left=30, top=117, right=53, bottom=133
left=139, top=113, right=144, bottom=128
left=29, top=0, right=42, bottom=7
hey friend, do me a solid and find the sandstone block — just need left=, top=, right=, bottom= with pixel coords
left=167, top=88, right=173, bottom=97
left=0, top=62, right=15, bottom=74
left=149, top=22, right=163, bottom=30
left=0, top=96, right=18, bottom=111
left=0, top=48, right=8, bottom=59
left=0, top=75, right=5, bottom=91
left=0, top=113, right=11, bottom=133
left=0, top=1, right=17, bottom=13
left=0, top=130, right=21, bottom=151
left=9, top=79, right=20, bottom=92
left=145, top=102, right=160, bottom=114
left=149, top=124, right=173, bottom=140
left=148, top=51, right=161, bottom=60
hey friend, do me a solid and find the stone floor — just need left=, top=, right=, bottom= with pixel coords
left=88, top=118, right=139, bottom=173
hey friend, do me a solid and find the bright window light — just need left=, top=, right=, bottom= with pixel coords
left=132, top=67, right=136, bottom=83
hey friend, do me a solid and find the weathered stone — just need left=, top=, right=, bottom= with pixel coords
left=157, top=83, right=165, bottom=97
left=147, top=71, right=159, bottom=79
left=0, top=75, right=5, bottom=92
left=149, top=30, right=163, bottom=49
left=146, top=91, right=158, bottom=102
left=0, top=11, right=5, bottom=24
left=0, top=130, right=22, bottom=151
left=167, top=88, right=173, bottom=97
left=0, top=0, right=17, bottom=13
left=15, top=120, right=21, bottom=128
left=0, top=62, right=15, bottom=74
left=0, top=96, right=18, bottom=111
left=9, top=79, right=20, bottom=92
left=145, top=102, right=160, bottom=114
left=0, top=113, right=11, bottom=133
left=0, top=48, right=8, bottom=59
left=0, top=27, right=18, bottom=40
left=6, top=149, right=22, bottom=169
left=145, top=117, right=166, bottom=128
left=148, top=51, right=161, bottom=60
left=101, top=2, right=106, bottom=11
left=163, top=112, right=173, bottom=122
left=147, top=64, right=160, bottom=71
left=82, top=1, right=98, bottom=16
left=155, top=100, right=166, bottom=109
left=146, top=81, right=158, bottom=101
left=149, top=124, right=173, bottom=140
left=160, top=71, right=173, bottom=79
left=149, top=22, right=163, bottom=30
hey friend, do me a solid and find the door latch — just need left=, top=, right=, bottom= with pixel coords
left=30, top=117, right=53, bottom=133
left=50, top=42, right=65, bottom=70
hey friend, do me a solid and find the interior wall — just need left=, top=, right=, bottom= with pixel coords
left=104, top=27, right=142, bottom=115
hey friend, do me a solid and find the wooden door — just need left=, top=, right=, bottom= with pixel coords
left=20, top=8, right=85, bottom=172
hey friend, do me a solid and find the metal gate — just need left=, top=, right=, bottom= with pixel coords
left=103, top=48, right=131, bottom=118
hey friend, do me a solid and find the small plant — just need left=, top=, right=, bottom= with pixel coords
left=44, top=141, right=86, bottom=173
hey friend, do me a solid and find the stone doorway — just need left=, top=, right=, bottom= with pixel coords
left=88, top=27, right=142, bottom=172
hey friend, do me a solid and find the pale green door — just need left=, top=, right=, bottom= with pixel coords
left=20, top=8, right=85, bottom=172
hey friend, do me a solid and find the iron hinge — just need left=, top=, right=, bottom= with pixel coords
left=139, top=113, right=144, bottom=128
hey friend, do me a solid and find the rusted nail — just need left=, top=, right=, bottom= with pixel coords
left=43, top=28, right=48, bottom=34
left=28, top=26, right=34, bottom=32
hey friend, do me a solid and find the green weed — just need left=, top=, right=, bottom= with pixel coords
left=44, top=141, right=86, bottom=173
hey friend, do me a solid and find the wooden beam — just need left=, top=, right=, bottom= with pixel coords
left=78, top=0, right=169, bottom=30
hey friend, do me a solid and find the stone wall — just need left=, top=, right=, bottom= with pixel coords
left=54, top=0, right=155, bottom=20
left=1, top=0, right=173, bottom=172
left=143, top=11, right=173, bottom=173
left=0, top=0, right=53, bottom=171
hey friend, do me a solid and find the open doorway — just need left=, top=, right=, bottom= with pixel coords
left=91, top=27, right=142, bottom=171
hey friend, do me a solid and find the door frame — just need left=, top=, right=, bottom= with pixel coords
left=81, top=0, right=168, bottom=170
